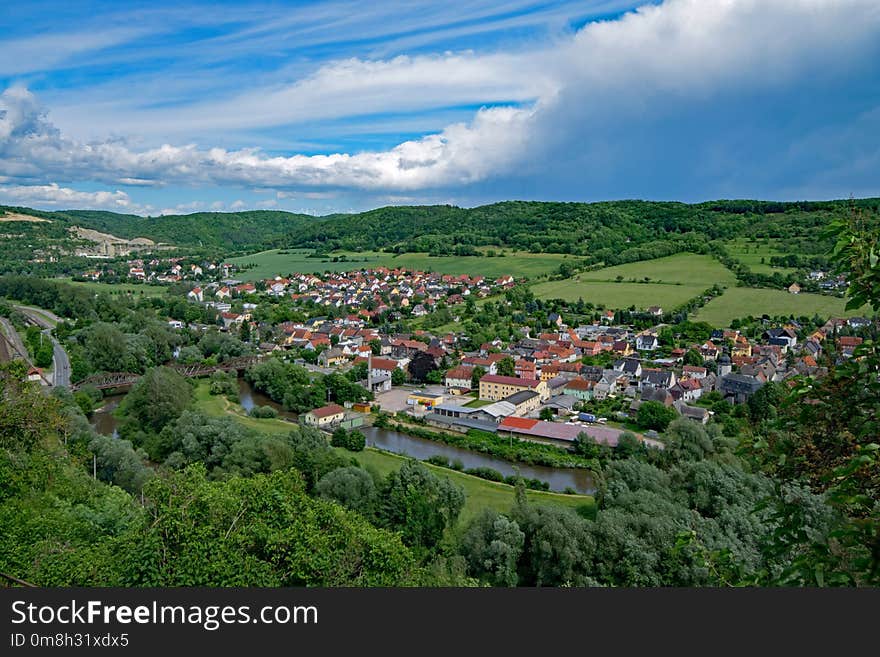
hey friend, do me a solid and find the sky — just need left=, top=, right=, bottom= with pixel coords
left=1, top=0, right=879, bottom=216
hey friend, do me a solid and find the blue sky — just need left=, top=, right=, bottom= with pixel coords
left=0, top=0, right=878, bottom=216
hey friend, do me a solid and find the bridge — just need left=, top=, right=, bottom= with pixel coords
left=71, top=355, right=265, bottom=391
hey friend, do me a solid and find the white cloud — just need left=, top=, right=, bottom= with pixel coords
left=0, top=183, right=142, bottom=211
left=2, top=0, right=880, bottom=198
left=0, top=27, right=151, bottom=76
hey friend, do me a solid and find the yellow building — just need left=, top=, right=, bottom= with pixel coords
left=478, top=375, right=548, bottom=402
left=407, top=392, right=444, bottom=409
left=303, top=403, right=346, bottom=427
left=731, top=335, right=752, bottom=357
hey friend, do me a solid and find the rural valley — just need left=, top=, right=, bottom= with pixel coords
left=1, top=198, right=878, bottom=587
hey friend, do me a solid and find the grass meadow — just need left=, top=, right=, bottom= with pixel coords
left=531, top=254, right=735, bottom=310
left=228, top=248, right=573, bottom=281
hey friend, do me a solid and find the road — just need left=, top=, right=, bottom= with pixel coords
left=14, top=305, right=71, bottom=387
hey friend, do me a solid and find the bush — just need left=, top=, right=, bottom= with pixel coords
left=425, top=455, right=450, bottom=467
left=249, top=405, right=278, bottom=419
left=331, top=427, right=366, bottom=452
left=465, top=467, right=505, bottom=482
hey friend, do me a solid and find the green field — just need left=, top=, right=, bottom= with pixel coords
left=531, top=253, right=735, bottom=310
left=191, top=383, right=592, bottom=524
left=228, top=248, right=572, bottom=281
left=724, top=238, right=798, bottom=275
left=579, top=253, right=738, bottom=286
left=58, top=277, right=168, bottom=297
left=532, top=280, right=703, bottom=310
left=692, top=286, right=862, bottom=327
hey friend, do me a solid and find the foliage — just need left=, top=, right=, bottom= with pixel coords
left=460, top=509, right=525, bottom=586
left=637, top=401, right=677, bottom=431
left=118, top=366, right=193, bottom=435
left=330, top=427, right=366, bottom=452
left=316, top=466, right=377, bottom=515
left=377, top=459, right=465, bottom=552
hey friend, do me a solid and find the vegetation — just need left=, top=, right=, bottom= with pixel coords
left=1, top=200, right=878, bottom=588
left=691, top=287, right=862, bottom=327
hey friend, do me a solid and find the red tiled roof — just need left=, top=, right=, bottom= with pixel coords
left=444, top=366, right=474, bottom=380
left=308, top=403, right=345, bottom=419
left=499, top=416, right=539, bottom=430
left=354, top=356, right=398, bottom=371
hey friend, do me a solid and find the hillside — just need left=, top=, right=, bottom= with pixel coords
left=3, top=198, right=879, bottom=257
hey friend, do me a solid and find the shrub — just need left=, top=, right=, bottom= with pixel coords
left=249, top=405, right=278, bottom=419
left=465, top=467, right=504, bottom=482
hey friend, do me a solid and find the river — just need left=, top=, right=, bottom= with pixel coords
left=90, top=379, right=594, bottom=494
left=91, top=395, right=123, bottom=438
left=361, top=427, right=594, bottom=494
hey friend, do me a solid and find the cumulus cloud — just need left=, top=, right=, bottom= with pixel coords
left=0, top=183, right=141, bottom=211
left=1, top=0, right=880, bottom=201
left=0, top=84, right=536, bottom=191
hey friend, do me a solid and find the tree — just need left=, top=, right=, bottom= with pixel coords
left=616, top=431, right=642, bottom=458
left=330, top=426, right=364, bottom=452
left=408, top=351, right=439, bottom=383
left=118, top=366, right=193, bottom=435
left=683, top=349, right=704, bottom=367
left=89, top=433, right=154, bottom=493
left=637, top=401, right=677, bottom=432
left=460, top=509, right=524, bottom=586
left=471, top=365, right=486, bottom=389
left=511, top=502, right=597, bottom=586
left=391, top=367, right=407, bottom=386
left=113, top=465, right=415, bottom=586
left=316, top=466, right=377, bottom=514
left=287, top=426, right=349, bottom=491
left=82, top=322, right=128, bottom=372
left=346, top=361, right=368, bottom=383
left=239, top=320, right=251, bottom=343
left=539, top=407, right=555, bottom=421
left=0, top=361, right=63, bottom=452
left=496, top=356, right=516, bottom=377
left=378, top=460, right=465, bottom=552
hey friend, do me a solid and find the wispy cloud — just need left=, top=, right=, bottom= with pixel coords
left=1, top=0, right=879, bottom=213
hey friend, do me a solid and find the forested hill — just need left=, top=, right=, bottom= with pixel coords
left=3, top=198, right=878, bottom=255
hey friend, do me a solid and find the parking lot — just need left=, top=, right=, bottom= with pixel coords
left=374, top=384, right=471, bottom=413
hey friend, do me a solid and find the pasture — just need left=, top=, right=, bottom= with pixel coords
left=579, top=253, right=738, bottom=286
left=531, top=253, right=736, bottom=311
left=691, top=287, right=863, bottom=327
left=724, top=238, right=799, bottom=275
left=228, top=248, right=573, bottom=281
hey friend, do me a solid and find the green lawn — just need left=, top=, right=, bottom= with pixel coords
left=191, top=382, right=593, bottom=524
left=530, top=253, right=735, bottom=310
left=193, top=383, right=294, bottom=434
left=57, top=277, right=168, bottom=297
left=691, top=286, right=863, bottom=327
left=463, top=398, right=491, bottom=408
left=228, top=248, right=572, bottom=281
left=724, top=238, right=799, bottom=275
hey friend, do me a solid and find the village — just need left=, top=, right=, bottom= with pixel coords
left=143, top=260, right=875, bottom=454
